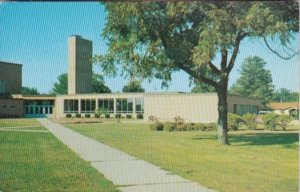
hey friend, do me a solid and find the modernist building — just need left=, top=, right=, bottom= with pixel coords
left=0, top=35, right=263, bottom=121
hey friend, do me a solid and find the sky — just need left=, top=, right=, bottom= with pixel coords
left=0, top=2, right=299, bottom=94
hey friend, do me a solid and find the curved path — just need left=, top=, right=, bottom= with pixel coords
left=38, top=119, right=216, bottom=192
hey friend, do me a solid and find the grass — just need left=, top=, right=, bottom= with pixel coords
left=0, top=118, right=42, bottom=128
left=68, top=122, right=299, bottom=192
left=0, top=119, right=119, bottom=192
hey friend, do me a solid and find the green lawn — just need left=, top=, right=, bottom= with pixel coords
left=0, top=119, right=119, bottom=192
left=0, top=118, right=42, bottom=128
left=68, top=122, right=299, bottom=192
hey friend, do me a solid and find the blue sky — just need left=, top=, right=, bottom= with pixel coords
left=0, top=2, right=298, bottom=93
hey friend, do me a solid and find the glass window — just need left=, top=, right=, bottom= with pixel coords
left=98, top=99, right=114, bottom=113
left=64, top=99, right=79, bottom=113
left=135, top=98, right=144, bottom=113
left=237, top=104, right=258, bottom=115
left=81, top=99, right=96, bottom=113
left=116, top=98, right=135, bottom=114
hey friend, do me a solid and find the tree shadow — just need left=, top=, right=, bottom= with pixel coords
left=229, top=132, right=299, bottom=148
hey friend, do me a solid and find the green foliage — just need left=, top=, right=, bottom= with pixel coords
left=66, top=114, right=72, bottom=118
left=242, top=113, right=257, bottom=130
left=21, top=86, right=40, bottom=95
left=228, top=113, right=244, bottom=131
left=136, top=113, right=143, bottom=119
left=115, top=114, right=121, bottom=119
left=52, top=73, right=68, bottom=95
left=150, top=122, right=164, bottom=131
left=126, top=114, right=132, bottom=119
left=75, top=113, right=81, bottom=118
left=230, top=56, right=274, bottom=105
left=262, top=113, right=278, bottom=130
left=52, top=73, right=111, bottom=94
left=277, top=115, right=292, bottom=131
left=94, top=113, right=100, bottom=118
left=272, top=88, right=299, bottom=102
left=122, top=80, right=145, bottom=93
left=85, top=114, right=91, bottom=118
left=105, top=113, right=111, bottom=118
left=164, top=122, right=176, bottom=132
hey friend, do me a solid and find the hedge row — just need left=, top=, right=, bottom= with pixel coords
left=65, top=113, right=143, bottom=119
left=150, top=122, right=217, bottom=132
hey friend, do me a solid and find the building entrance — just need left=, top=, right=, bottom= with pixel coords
left=24, top=100, right=54, bottom=118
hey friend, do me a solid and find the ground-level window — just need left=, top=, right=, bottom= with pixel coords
left=116, top=98, right=133, bottom=113
left=64, top=99, right=78, bottom=113
left=98, top=99, right=114, bottom=113
left=81, top=99, right=96, bottom=113
left=236, top=104, right=258, bottom=115
left=135, top=98, right=144, bottom=113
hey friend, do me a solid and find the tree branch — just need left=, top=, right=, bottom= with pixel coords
left=208, top=61, right=221, bottom=75
left=221, top=48, right=228, bottom=71
left=226, top=32, right=248, bottom=73
left=180, top=64, right=219, bottom=88
left=262, top=36, right=299, bottom=60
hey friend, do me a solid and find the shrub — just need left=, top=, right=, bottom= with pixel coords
left=176, top=123, right=187, bottom=131
left=164, top=122, right=176, bottom=132
left=228, top=113, right=243, bottom=131
left=148, top=115, right=157, bottom=122
left=85, top=114, right=91, bottom=118
left=242, top=113, right=257, bottom=130
left=66, top=114, right=72, bottom=118
left=136, top=113, right=143, bottom=119
left=203, top=123, right=217, bottom=131
left=186, top=123, right=195, bottom=131
left=150, top=122, right=164, bottom=131
left=277, top=115, right=292, bottom=131
left=126, top=114, right=132, bottom=119
left=105, top=113, right=111, bottom=118
left=75, top=113, right=81, bottom=118
left=94, top=113, right=100, bottom=118
left=115, top=114, right=121, bottom=119
left=262, top=113, right=278, bottom=130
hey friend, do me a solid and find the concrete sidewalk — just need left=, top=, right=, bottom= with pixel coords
left=38, top=119, right=216, bottom=192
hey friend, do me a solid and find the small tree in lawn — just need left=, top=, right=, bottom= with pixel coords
left=96, top=2, right=298, bottom=145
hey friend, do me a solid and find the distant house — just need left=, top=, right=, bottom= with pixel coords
left=266, top=102, right=299, bottom=117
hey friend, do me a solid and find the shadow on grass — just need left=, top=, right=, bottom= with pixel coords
left=193, top=132, right=298, bottom=148
left=229, top=132, right=299, bottom=148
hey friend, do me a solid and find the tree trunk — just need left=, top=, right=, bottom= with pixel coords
left=216, top=83, right=229, bottom=145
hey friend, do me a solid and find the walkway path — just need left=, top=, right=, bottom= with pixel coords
left=38, top=119, right=216, bottom=192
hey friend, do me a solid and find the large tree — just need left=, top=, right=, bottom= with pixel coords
left=21, top=86, right=40, bottom=95
left=230, top=56, right=274, bottom=105
left=272, top=88, right=299, bottom=102
left=122, top=80, right=145, bottom=93
left=96, top=2, right=298, bottom=145
left=52, top=73, right=111, bottom=94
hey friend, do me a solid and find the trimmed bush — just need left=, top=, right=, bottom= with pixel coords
left=85, top=114, right=91, bottom=118
left=105, top=113, right=111, bottom=118
left=176, top=123, right=187, bottom=131
left=66, top=114, right=72, bottom=118
left=75, top=113, right=81, bottom=118
left=277, top=115, right=292, bottom=131
left=136, top=113, right=143, bottom=119
left=95, top=113, right=100, bottom=118
left=242, top=113, right=257, bottom=130
left=203, top=123, right=217, bottom=131
left=115, top=114, right=121, bottom=119
left=186, top=123, right=195, bottom=131
left=262, top=113, right=277, bottom=130
left=150, top=122, right=164, bottom=131
left=228, top=113, right=243, bottom=131
left=126, top=114, right=132, bottom=119
left=164, top=122, right=176, bottom=132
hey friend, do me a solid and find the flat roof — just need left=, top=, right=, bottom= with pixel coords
left=0, top=61, right=22, bottom=67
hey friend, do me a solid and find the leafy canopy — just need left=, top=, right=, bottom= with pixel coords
left=230, top=56, right=274, bottom=104
left=122, top=80, right=145, bottom=93
left=96, top=2, right=298, bottom=89
left=272, top=88, right=299, bottom=102
left=52, top=73, right=111, bottom=95
left=21, top=86, right=40, bottom=95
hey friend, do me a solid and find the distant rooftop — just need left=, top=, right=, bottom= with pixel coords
left=267, top=102, right=299, bottom=110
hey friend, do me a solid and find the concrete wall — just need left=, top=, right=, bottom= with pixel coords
left=68, top=35, right=93, bottom=94
left=0, top=99, right=24, bottom=118
left=144, top=93, right=219, bottom=123
left=0, top=61, right=22, bottom=94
